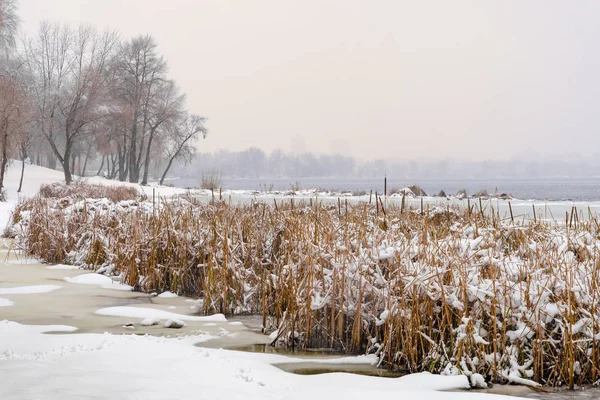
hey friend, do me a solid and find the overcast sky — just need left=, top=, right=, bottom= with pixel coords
left=17, top=0, right=600, bottom=161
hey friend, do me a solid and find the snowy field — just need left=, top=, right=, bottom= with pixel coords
left=3, top=162, right=600, bottom=399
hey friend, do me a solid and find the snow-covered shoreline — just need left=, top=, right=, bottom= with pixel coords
left=0, top=252, right=517, bottom=400
left=3, top=163, right=600, bottom=398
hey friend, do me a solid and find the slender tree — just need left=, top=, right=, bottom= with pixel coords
left=159, top=113, right=206, bottom=185
left=140, top=79, right=184, bottom=185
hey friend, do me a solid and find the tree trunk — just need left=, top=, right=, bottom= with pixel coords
left=128, top=112, right=139, bottom=183
left=48, top=151, right=57, bottom=170
left=70, top=154, right=76, bottom=177
left=17, top=146, right=27, bottom=193
left=109, top=154, right=118, bottom=179
left=159, top=157, right=174, bottom=186
left=118, top=144, right=127, bottom=181
left=0, top=125, right=8, bottom=197
left=141, top=129, right=156, bottom=185
left=81, top=141, right=92, bottom=177
left=96, top=155, right=105, bottom=176
left=63, top=144, right=73, bottom=185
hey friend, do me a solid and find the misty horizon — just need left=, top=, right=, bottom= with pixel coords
left=18, top=0, right=600, bottom=162
left=171, top=147, right=600, bottom=183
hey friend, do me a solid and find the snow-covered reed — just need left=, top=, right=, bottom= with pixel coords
left=9, top=184, right=600, bottom=387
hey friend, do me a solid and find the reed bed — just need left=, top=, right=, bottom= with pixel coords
left=10, top=184, right=600, bottom=387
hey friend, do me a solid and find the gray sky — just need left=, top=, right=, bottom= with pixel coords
left=17, top=0, right=600, bottom=161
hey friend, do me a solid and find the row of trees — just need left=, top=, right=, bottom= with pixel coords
left=0, top=0, right=207, bottom=197
left=176, top=148, right=357, bottom=179
left=175, top=147, right=600, bottom=182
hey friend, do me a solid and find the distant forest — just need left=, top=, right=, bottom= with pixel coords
left=171, top=148, right=600, bottom=181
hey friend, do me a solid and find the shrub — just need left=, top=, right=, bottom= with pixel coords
left=201, top=170, right=223, bottom=191
left=408, top=184, right=427, bottom=196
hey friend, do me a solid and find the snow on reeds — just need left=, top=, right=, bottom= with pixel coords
left=8, top=184, right=600, bottom=387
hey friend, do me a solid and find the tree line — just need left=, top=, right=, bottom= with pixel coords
left=174, top=147, right=600, bottom=183
left=0, top=0, right=207, bottom=198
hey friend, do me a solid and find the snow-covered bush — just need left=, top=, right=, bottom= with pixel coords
left=39, top=182, right=139, bottom=203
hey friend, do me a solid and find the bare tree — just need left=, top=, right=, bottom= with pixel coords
left=112, top=35, right=167, bottom=183
left=140, top=79, right=184, bottom=185
left=0, top=72, right=28, bottom=197
left=23, top=22, right=117, bottom=184
left=0, top=0, right=18, bottom=54
left=159, top=113, right=206, bottom=185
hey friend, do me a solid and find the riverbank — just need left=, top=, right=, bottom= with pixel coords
left=3, top=242, right=600, bottom=399
left=1, top=242, right=529, bottom=400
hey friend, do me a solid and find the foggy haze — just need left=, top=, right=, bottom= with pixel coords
left=18, top=0, right=600, bottom=162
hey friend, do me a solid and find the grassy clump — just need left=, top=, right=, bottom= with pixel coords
left=39, top=182, right=139, bottom=203
left=10, top=183, right=600, bottom=387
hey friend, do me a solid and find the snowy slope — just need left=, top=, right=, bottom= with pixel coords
left=3, top=161, right=66, bottom=201
left=0, top=162, right=65, bottom=229
left=0, top=321, right=523, bottom=400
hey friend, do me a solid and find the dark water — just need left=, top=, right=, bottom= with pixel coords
left=168, top=177, right=600, bottom=202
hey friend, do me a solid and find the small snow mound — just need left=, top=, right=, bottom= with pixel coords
left=165, top=319, right=185, bottom=329
left=470, top=374, right=487, bottom=389
left=158, top=291, right=178, bottom=298
left=140, top=317, right=161, bottom=326
left=63, top=274, right=132, bottom=291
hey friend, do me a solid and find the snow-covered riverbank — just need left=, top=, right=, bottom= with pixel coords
left=0, top=162, right=596, bottom=398
left=0, top=245, right=526, bottom=400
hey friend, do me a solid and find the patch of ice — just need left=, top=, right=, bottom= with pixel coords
left=5, top=258, right=42, bottom=265
left=46, top=264, right=80, bottom=270
left=0, top=297, right=14, bottom=307
left=64, top=274, right=112, bottom=285
left=94, top=306, right=227, bottom=322
left=0, top=285, right=62, bottom=295
left=63, top=274, right=132, bottom=291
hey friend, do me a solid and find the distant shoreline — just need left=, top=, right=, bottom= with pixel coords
left=159, top=176, right=600, bottom=202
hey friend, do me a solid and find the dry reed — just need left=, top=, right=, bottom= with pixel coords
left=10, top=184, right=600, bottom=387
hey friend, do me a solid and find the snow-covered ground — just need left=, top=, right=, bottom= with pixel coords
left=0, top=320, right=490, bottom=400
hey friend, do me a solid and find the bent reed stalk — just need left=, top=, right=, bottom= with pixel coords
left=9, top=183, right=600, bottom=387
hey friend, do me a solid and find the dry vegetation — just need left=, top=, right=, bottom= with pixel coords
left=10, top=184, right=600, bottom=387
left=38, top=182, right=140, bottom=203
